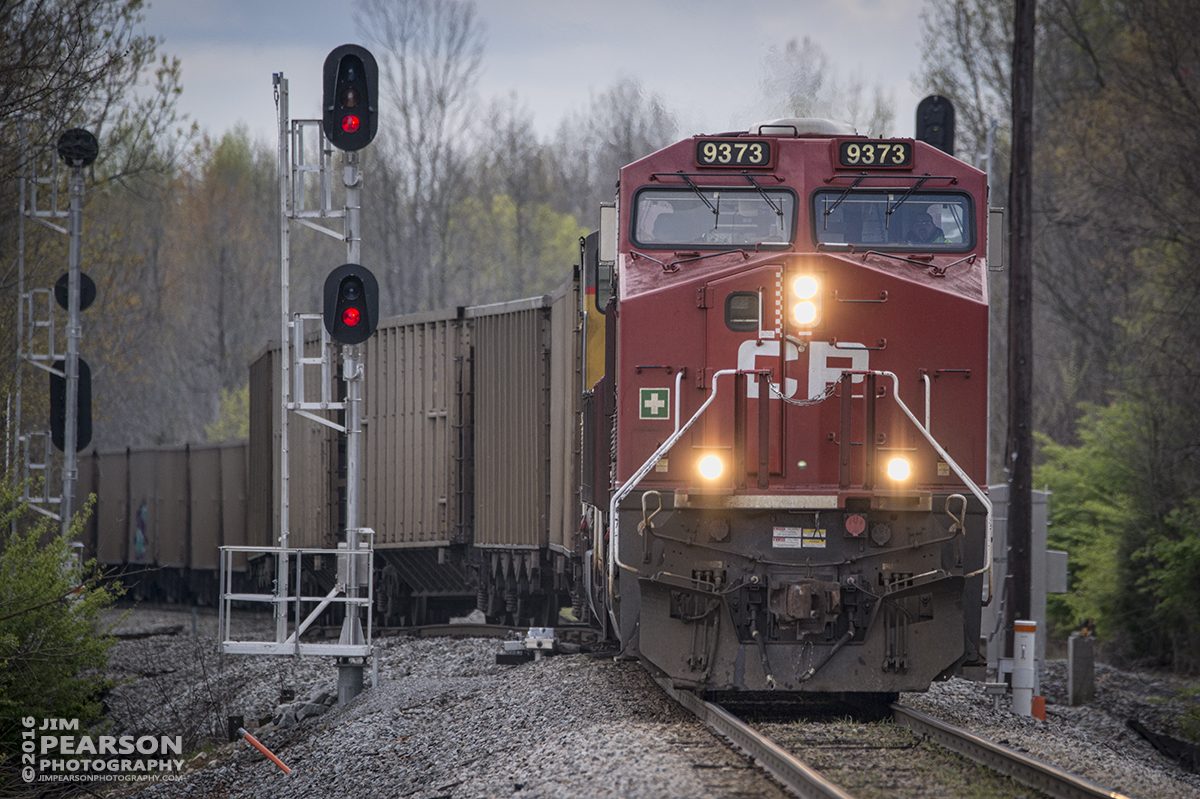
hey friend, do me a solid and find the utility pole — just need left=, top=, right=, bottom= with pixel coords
left=1007, top=0, right=1037, bottom=711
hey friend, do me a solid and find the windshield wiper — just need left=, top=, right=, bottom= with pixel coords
left=741, top=172, right=783, bottom=218
left=676, top=171, right=718, bottom=216
left=822, top=174, right=867, bottom=229
left=884, top=173, right=932, bottom=225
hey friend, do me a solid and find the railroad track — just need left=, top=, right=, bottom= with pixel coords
left=656, top=677, right=1132, bottom=799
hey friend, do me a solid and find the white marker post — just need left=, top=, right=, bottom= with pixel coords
left=1012, top=619, right=1036, bottom=716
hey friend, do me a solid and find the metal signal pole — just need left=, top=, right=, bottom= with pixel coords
left=56, top=129, right=99, bottom=534
left=60, top=162, right=84, bottom=534
left=219, top=68, right=373, bottom=680
left=275, top=73, right=292, bottom=645
left=338, top=150, right=366, bottom=665
left=1008, top=0, right=1037, bottom=681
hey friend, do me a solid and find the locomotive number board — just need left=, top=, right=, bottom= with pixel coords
left=836, top=139, right=914, bottom=169
left=695, top=139, right=773, bottom=167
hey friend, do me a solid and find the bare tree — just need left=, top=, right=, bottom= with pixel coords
left=551, top=77, right=678, bottom=227
left=916, top=0, right=1014, bottom=169
left=0, top=0, right=158, bottom=181
left=1, top=0, right=190, bottom=454
left=356, top=0, right=486, bottom=312
left=754, top=37, right=896, bottom=137
left=466, top=95, right=551, bottom=298
left=439, top=94, right=586, bottom=304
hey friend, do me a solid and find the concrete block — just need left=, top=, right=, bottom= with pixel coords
left=296, top=702, right=326, bottom=720
left=1068, top=633, right=1095, bottom=706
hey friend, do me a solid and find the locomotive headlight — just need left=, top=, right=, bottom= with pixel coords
left=792, top=301, right=818, bottom=326
left=698, top=454, right=725, bottom=480
left=792, top=275, right=820, bottom=300
left=789, top=273, right=822, bottom=328
left=887, top=457, right=912, bottom=481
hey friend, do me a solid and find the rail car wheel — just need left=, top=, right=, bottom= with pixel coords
left=249, top=555, right=273, bottom=594
left=300, top=569, right=334, bottom=629
left=377, top=564, right=404, bottom=627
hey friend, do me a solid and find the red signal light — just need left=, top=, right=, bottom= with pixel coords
left=324, top=265, right=378, bottom=344
left=341, top=114, right=361, bottom=133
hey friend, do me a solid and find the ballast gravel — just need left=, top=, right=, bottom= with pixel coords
left=102, top=607, right=787, bottom=799
left=900, top=663, right=1200, bottom=799
left=99, top=606, right=1199, bottom=798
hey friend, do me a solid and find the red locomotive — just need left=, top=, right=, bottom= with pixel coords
left=583, top=118, right=992, bottom=695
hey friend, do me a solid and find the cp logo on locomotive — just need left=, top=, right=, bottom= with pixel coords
left=737, top=339, right=869, bottom=400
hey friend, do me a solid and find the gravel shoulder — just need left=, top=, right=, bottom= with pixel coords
left=91, top=605, right=1200, bottom=799
left=99, top=605, right=789, bottom=799
left=901, top=663, right=1200, bottom=799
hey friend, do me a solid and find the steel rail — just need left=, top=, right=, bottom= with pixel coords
left=655, top=677, right=855, bottom=799
left=658, top=678, right=1131, bottom=799
left=891, top=704, right=1132, bottom=799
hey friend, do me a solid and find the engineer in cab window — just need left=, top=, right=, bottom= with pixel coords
left=638, top=200, right=673, bottom=242
left=909, top=212, right=948, bottom=244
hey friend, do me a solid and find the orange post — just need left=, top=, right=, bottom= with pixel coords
left=237, top=727, right=292, bottom=775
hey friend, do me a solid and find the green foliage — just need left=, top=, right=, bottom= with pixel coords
left=1035, top=408, right=1134, bottom=640
left=1180, top=686, right=1200, bottom=745
left=205, top=384, right=250, bottom=443
left=449, top=193, right=587, bottom=302
left=0, top=483, right=122, bottom=744
left=1151, top=503, right=1200, bottom=670
left=1036, top=400, right=1200, bottom=670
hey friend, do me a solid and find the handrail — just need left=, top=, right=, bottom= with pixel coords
left=607, top=369, right=736, bottom=630
left=604, top=365, right=994, bottom=640
left=875, top=370, right=993, bottom=603
left=217, top=542, right=374, bottom=657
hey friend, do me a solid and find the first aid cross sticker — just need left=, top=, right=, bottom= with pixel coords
left=640, top=388, right=670, bottom=420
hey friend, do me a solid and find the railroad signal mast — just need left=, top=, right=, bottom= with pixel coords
left=9, top=123, right=98, bottom=547
left=218, top=45, right=380, bottom=705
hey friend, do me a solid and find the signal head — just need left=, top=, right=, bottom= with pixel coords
left=323, top=44, right=379, bottom=151
left=56, top=128, right=99, bottom=167
left=916, top=95, right=956, bottom=155
left=55, top=272, right=97, bottom=311
left=323, top=264, right=379, bottom=345
left=49, top=358, right=92, bottom=452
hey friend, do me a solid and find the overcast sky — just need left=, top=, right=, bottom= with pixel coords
left=140, top=0, right=931, bottom=145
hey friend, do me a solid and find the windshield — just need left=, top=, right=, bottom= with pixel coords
left=812, top=191, right=973, bottom=250
left=633, top=188, right=796, bottom=248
